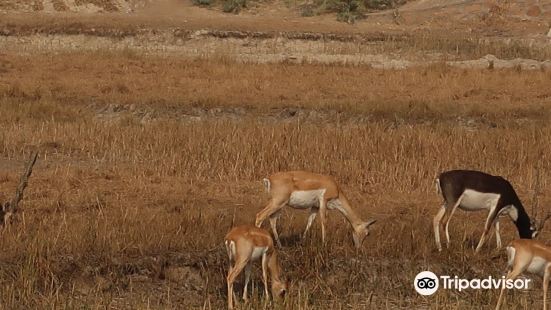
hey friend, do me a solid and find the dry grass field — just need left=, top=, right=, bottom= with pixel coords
left=2, top=0, right=551, bottom=305
left=1, top=48, right=551, bottom=309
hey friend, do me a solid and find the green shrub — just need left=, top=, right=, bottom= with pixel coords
left=223, top=0, right=246, bottom=13
left=365, top=0, right=406, bottom=10
left=300, top=3, right=316, bottom=16
left=334, top=0, right=362, bottom=24
left=192, top=0, right=213, bottom=6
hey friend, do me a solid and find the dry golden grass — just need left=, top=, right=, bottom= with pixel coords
left=1, top=52, right=551, bottom=115
left=1, top=51, right=551, bottom=309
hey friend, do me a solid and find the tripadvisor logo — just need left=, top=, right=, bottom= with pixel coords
left=414, top=271, right=439, bottom=296
left=413, top=271, right=531, bottom=296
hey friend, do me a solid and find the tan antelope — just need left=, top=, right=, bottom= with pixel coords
left=433, top=170, right=548, bottom=253
left=496, top=239, right=551, bottom=310
left=255, top=171, right=376, bottom=248
left=225, top=225, right=288, bottom=310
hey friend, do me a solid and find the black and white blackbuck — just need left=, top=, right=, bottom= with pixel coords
left=433, top=170, right=551, bottom=253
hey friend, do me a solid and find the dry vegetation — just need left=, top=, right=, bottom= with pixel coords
left=2, top=15, right=551, bottom=62
left=52, top=0, right=70, bottom=11
left=1, top=50, right=551, bottom=309
left=74, top=0, right=119, bottom=11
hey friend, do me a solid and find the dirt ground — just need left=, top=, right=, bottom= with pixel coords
left=2, top=0, right=551, bottom=68
left=1, top=0, right=551, bottom=36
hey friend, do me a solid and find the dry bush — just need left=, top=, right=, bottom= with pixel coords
left=52, top=0, right=69, bottom=11
left=0, top=0, right=44, bottom=10
left=31, top=0, right=43, bottom=11
left=0, top=52, right=550, bottom=308
left=482, top=0, right=512, bottom=26
left=75, top=0, right=119, bottom=11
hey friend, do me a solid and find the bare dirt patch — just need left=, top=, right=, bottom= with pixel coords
left=1, top=0, right=550, bottom=66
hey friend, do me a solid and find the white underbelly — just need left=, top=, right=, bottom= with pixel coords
left=226, top=241, right=268, bottom=262
left=251, top=246, right=268, bottom=260
left=506, top=247, right=515, bottom=268
left=288, top=189, right=325, bottom=209
left=508, top=248, right=548, bottom=277
left=526, top=256, right=548, bottom=277
left=459, top=189, right=500, bottom=211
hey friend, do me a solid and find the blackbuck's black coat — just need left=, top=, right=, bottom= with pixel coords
left=438, top=170, right=534, bottom=239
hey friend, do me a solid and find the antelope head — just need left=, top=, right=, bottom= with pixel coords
left=532, top=212, right=551, bottom=239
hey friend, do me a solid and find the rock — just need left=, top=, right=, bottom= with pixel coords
left=278, top=108, right=298, bottom=119
left=483, top=54, right=498, bottom=62
left=164, top=266, right=203, bottom=290
left=164, top=266, right=185, bottom=282
left=129, top=274, right=151, bottom=282
left=94, top=275, right=113, bottom=291
left=140, top=112, right=153, bottom=124
left=74, top=278, right=94, bottom=295
left=526, top=6, right=541, bottom=17
left=82, top=265, right=97, bottom=277
left=447, top=58, right=488, bottom=69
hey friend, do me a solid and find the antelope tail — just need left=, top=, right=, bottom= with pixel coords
left=263, top=178, right=271, bottom=193
left=435, top=178, right=441, bottom=195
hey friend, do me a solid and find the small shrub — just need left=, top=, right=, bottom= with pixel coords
left=192, top=0, right=213, bottom=5
left=223, top=0, right=246, bottom=13
left=365, top=0, right=405, bottom=10
left=300, top=4, right=316, bottom=17
left=334, top=0, right=362, bottom=24
left=337, top=10, right=360, bottom=23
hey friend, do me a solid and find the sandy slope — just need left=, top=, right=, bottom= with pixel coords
left=1, top=0, right=550, bottom=38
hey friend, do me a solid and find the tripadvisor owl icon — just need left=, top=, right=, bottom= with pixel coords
left=414, top=271, right=439, bottom=296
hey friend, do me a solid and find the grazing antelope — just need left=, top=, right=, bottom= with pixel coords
left=496, top=239, right=551, bottom=310
left=433, top=170, right=544, bottom=253
left=225, top=225, right=288, bottom=310
left=255, top=171, right=377, bottom=248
